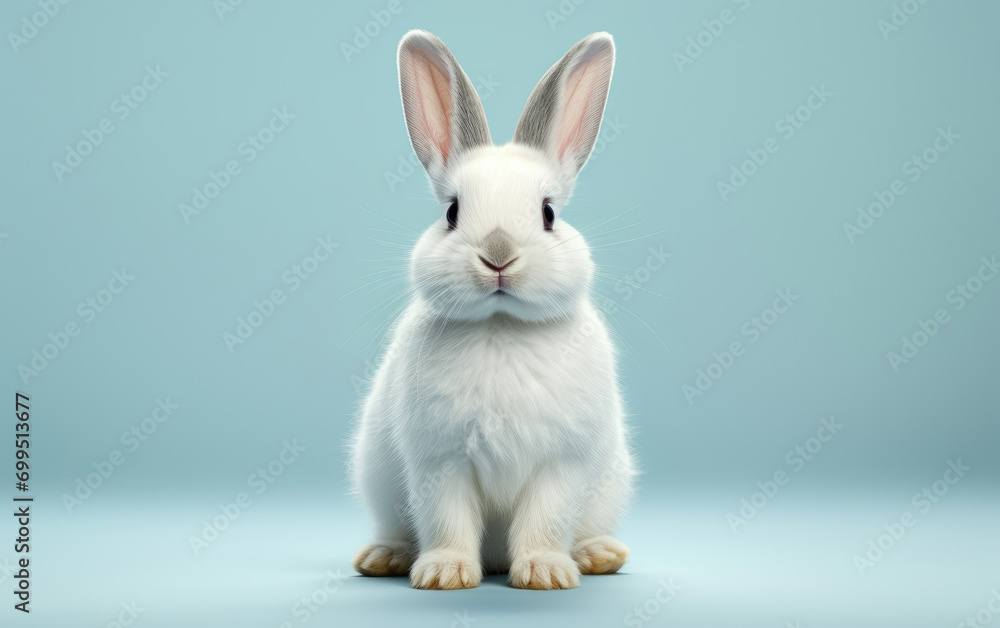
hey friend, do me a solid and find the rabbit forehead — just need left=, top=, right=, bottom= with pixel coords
left=452, top=145, right=550, bottom=196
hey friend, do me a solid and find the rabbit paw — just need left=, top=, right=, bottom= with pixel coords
left=352, top=540, right=415, bottom=576
left=572, top=535, right=629, bottom=574
left=410, top=549, right=482, bottom=590
left=509, top=550, right=580, bottom=590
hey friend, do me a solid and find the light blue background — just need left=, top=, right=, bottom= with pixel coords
left=1, top=1, right=998, bottom=626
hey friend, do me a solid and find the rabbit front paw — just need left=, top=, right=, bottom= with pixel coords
left=509, top=550, right=580, bottom=590
left=410, top=549, right=482, bottom=590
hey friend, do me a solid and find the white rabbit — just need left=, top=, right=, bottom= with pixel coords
left=348, top=29, right=635, bottom=590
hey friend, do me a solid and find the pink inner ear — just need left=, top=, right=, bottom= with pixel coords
left=556, top=61, right=598, bottom=163
left=411, top=50, right=453, bottom=162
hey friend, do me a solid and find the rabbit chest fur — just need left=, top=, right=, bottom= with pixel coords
left=376, top=299, right=625, bottom=511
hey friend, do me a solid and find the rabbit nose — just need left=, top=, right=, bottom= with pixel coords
left=478, top=255, right=517, bottom=272
left=479, top=228, right=517, bottom=272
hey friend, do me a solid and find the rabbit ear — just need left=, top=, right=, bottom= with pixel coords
left=397, top=30, right=492, bottom=183
left=513, top=32, right=615, bottom=181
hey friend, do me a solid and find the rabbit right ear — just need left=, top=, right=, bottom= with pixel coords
left=397, top=30, right=492, bottom=187
left=513, top=33, right=615, bottom=187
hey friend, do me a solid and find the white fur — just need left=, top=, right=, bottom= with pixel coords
left=349, top=30, right=634, bottom=590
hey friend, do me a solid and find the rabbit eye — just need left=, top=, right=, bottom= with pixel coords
left=446, top=200, right=459, bottom=230
left=542, top=202, right=555, bottom=231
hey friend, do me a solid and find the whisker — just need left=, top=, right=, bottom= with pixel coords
left=356, top=203, right=418, bottom=235
left=368, top=237, right=411, bottom=248
left=576, top=201, right=644, bottom=234
left=589, top=229, right=669, bottom=248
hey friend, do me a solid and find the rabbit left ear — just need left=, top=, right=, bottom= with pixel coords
left=513, top=32, right=615, bottom=182
left=397, top=30, right=492, bottom=186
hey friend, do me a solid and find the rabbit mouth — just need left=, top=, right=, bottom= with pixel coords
left=489, top=287, right=521, bottom=301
